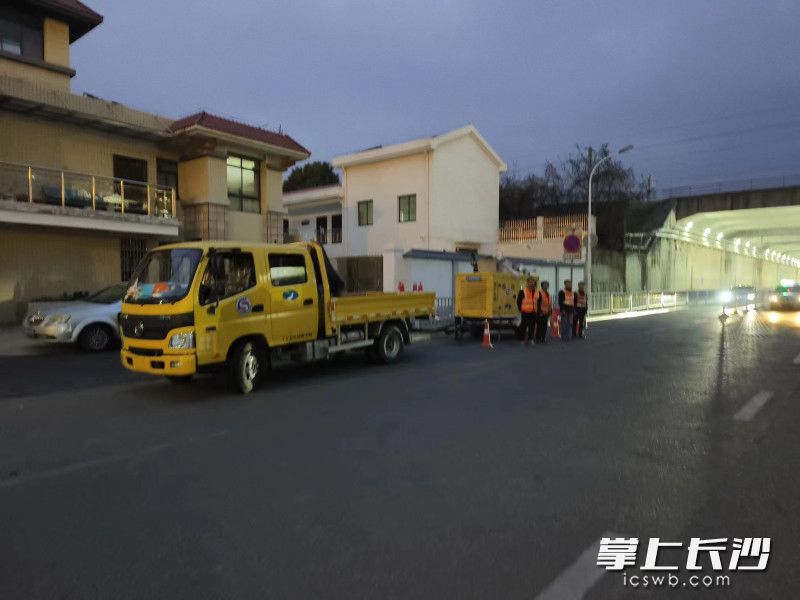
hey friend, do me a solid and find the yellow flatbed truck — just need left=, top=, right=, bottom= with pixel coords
left=120, top=241, right=435, bottom=393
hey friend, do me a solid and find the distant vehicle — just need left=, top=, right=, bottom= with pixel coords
left=769, top=280, right=800, bottom=310
left=720, top=285, right=757, bottom=310
left=22, top=284, right=126, bottom=352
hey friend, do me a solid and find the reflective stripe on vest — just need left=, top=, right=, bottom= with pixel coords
left=562, top=290, right=574, bottom=307
left=521, top=288, right=535, bottom=313
left=576, top=291, right=587, bottom=308
left=535, top=290, right=551, bottom=314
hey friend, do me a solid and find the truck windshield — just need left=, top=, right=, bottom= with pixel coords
left=125, top=248, right=203, bottom=304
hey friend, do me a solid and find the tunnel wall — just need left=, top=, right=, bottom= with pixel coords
left=623, top=237, right=798, bottom=292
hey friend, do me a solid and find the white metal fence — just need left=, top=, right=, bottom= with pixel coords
left=414, top=289, right=765, bottom=331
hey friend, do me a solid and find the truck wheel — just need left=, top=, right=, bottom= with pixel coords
left=78, top=324, right=113, bottom=352
left=375, top=325, right=404, bottom=364
left=229, top=340, right=261, bottom=394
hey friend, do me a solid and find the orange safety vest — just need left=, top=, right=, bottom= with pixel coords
left=576, top=291, right=587, bottom=308
left=535, top=290, right=551, bottom=314
left=521, top=288, right=535, bottom=313
left=562, top=289, right=574, bottom=307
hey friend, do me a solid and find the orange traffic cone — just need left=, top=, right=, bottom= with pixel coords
left=418, top=282, right=424, bottom=291
left=397, top=281, right=405, bottom=292
left=550, top=310, right=560, bottom=341
left=412, top=282, right=418, bottom=291
left=482, top=319, right=493, bottom=349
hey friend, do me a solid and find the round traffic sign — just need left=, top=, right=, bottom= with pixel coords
left=563, top=234, right=581, bottom=253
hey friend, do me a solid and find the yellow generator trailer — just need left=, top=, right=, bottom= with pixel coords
left=453, top=272, right=531, bottom=340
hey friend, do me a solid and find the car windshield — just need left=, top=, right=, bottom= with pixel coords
left=85, top=284, right=127, bottom=304
left=124, top=248, right=203, bottom=304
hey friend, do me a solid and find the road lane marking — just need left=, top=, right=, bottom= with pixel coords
left=793, top=353, right=800, bottom=365
left=535, top=533, right=619, bottom=600
left=0, top=429, right=229, bottom=490
left=733, top=391, right=773, bottom=422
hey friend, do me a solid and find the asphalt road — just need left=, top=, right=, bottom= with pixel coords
left=1, top=307, right=798, bottom=599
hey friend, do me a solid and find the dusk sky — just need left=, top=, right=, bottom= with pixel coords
left=73, top=0, right=800, bottom=191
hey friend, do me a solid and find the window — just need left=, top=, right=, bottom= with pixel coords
left=0, top=8, right=43, bottom=60
left=268, top=254, right=307, bottom=286
left=316, top=215, right=328, bottom=244
left=358, top=200, right=373, bottom=226
left=398, top=194, right=416, bottom=222
left=227, top=155, right=260, bottom=213
left=156, top=159, right=178, bottom=194
left=199, top=252, right=256, bottom=305
left=120, top=238, right=148, bottom=282
left=113, top=155, right=148, bottom=182
left=331, top=214, right=342, bottom=244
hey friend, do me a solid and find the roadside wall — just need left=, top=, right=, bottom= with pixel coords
left=625, top=237, right=799, bottom=291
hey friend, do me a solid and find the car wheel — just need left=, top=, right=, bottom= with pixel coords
left=78, top=324, right=113, bottom=352
left=375, top=325, right=404, bottom=364
left=229, top=340, right=261, bottom=394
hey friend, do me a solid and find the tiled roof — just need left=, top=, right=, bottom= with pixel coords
left=170, top=111, right=309, bottom=156
left=25, top=0, right=104, bottom=41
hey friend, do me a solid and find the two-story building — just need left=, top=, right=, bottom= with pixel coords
left=284, top=125, right=507, bottom=297
left=0, top=0, right=309, bottom=322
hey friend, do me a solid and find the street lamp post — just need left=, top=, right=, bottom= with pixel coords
left=586, top=144, right=634, bottom=296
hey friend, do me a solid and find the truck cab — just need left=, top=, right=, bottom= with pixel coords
left=120, top=241, right=435, bottom=393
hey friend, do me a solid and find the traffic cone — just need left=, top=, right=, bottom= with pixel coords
left=418, top=282, right=424, bottom=291
left=412, top=282, right=418, bottom=291
left=551, top=310, right=560, bottom=341
left=482, top=319, right=493, bottom=349
left=398, top=281, right=405, bottom=292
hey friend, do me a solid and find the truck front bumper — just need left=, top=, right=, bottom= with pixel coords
left=121, top=348, right=196, bottom=376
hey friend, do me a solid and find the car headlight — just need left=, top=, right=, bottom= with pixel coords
left=44, top=314, right=71, bottom=325
left=747, top=293, right=755, bottom=301
left=770, top=295, right=778, bottom=303
left=169, top=331, right=195, bottom=349
left=720, top=291, right=733, bottom=303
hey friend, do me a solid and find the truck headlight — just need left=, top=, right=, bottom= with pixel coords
left=45, top=314, right=71, bottom=325
left=720, top=291, right=733, bottom=303
left=169, top=331, right=195, bottom=349
left=770, top=294, right=778, bottom=303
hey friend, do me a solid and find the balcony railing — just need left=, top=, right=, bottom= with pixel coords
left=499, top=214, right=588, bottom=242
left=499, top=218, right=537, bottom=241
left=0, top=161, right=176, bottom=219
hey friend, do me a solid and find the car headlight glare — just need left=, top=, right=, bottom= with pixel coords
left=169, top=331, right=195, bottom=349
left=720, top=291, right=733, bottom=303
left=770, top=295, right=778, bottom=303
left=747, top=293, right=755, bottom=301
left=45, top=314, right=71, bottom=325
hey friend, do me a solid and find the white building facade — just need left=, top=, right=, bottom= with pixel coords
left=284, top=125, right=507, bottom=298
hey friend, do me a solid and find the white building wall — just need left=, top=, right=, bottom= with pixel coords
left=429, top=134, right=500, bottom=251
left=342, top=153, right=430, bottom=257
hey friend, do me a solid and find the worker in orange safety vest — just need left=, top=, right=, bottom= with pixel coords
left=516, top=277, right=538, bottom=345
left=558, top=279, right=576, bottom=341
left=534, top=281, right=552, bottom=343
left=573, top=281, right=588, bottom=338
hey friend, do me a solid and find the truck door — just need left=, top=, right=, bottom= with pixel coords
left=195, top=250, right=265, bottom=366
left=266, top=250, right=318, bottom=346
